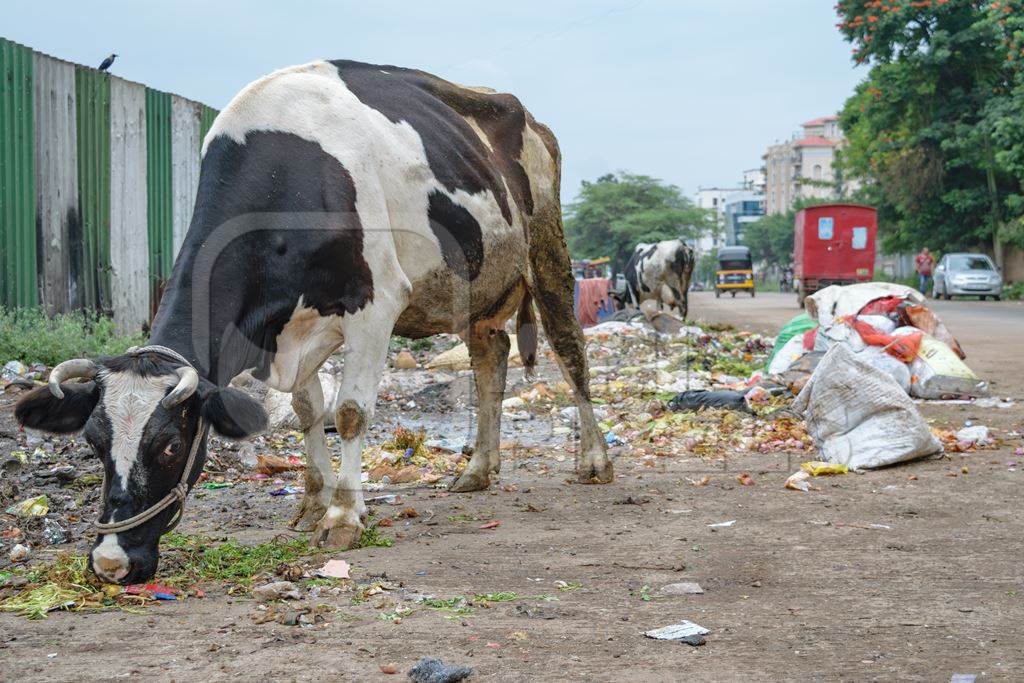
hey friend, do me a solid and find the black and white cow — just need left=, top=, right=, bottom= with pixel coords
left=15, top=60, right=612, bottom=584
left=622, top=239, right=696, bottom=318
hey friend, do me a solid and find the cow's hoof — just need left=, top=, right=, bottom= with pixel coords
left=311, top=519, right=364, bottom=550
left=290, top=495, right=326, bottom=532
left=450, top=469, right=490, bottom=492
left=489, top=459, right=501, bottom=475
left=577, top=458, right=614, bottom=484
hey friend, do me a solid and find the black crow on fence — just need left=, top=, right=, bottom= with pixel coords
left=98, top=53, right=117, bottom=72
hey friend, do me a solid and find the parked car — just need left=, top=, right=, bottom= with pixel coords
left=932, top=253, right=1003, bottom=300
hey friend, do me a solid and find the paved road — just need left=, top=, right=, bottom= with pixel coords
left=689, top=290, right=1024, bottom=396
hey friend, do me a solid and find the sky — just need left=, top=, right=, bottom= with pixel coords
left=6, top=0, right=865, bottom=203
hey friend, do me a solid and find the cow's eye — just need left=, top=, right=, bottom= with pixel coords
left=160, top=441, right=181, bottom=461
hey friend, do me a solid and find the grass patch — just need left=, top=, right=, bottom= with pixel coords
left=160, top=533, right=311, bottom=587
left=356, top=524, right=394, bottom=549
left=422, top=596, right=474, bottom=616
left=447, top=513, right=480, bottom=523
left=474, top=591, right=518, bottom=603
left=389, top=335, right=434, bottom=353
left=0, top=307, right=146, bottom=367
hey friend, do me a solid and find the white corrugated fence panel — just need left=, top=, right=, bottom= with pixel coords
left=170, top=95, right=201, bottom=256
left=32, top=53, right=78, bottom=314
left=109, top=77, right=149, bottom=332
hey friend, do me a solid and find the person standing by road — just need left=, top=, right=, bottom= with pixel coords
left=915, top=247, right=935, bottom=295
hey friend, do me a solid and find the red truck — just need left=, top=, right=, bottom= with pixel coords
left=794, top=203, right=877, bottom=307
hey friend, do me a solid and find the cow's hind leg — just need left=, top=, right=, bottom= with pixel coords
left=528, top=207, right=613, bottom=484
left=311, top=307, right=401, bottom=549
left=290, top=374, right=336, bottom=531
left=450, top=327, right=510, bottom=492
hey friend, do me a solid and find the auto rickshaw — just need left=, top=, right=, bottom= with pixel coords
left=714, top=246, right=755, bottom=298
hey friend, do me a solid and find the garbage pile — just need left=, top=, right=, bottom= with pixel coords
left=765, top=282, right=990, bottom=470
left=763, top=282, right=986, bottom=399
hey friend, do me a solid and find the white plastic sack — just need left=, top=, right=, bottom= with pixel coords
left=806, top=282, right=923, bottom=329
left=852, top=345, right=912, bottom=394
left=814, top=319, right=866, bottom=353
left=793, top=344, right=942, bottom=469
left=767, top=334, right=807, bottom=375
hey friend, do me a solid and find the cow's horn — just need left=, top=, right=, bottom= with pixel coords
left=161, top=366, right=199, bottom=408
left=48, top=359, right=99, bottom=399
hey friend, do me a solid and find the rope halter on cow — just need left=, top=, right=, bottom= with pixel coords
left=48, top=345, right=206, bottom=536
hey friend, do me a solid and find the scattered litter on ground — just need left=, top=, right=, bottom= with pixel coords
left=801, top=461, right=848, bottom=476
left=407, top=657, right=474, bottom=683
left=668, top=390, right=750, bottom=413
left=784, top=470, right=813, bottom=492
left=252, top=581, right=302, bottom=602
left=5, top=495, right=48, bottom=517
left=316, top=559, right=351, bottom=579
left=394, top=350, right=418, bottom=370
left=708, top=520, right=736, bottom=528
left=255, top=454, right=304, bottom=476
left=660, top=582, right=704, bottom=595
left=644, top=620, right=710, bottom=646
left=955, top=425, right=992, bottom=447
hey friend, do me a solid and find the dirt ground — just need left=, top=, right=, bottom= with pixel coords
left=1, top=292, right=1023, bottom=682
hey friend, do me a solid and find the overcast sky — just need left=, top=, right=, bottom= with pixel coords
left=7, top=0, right=864, bottom=202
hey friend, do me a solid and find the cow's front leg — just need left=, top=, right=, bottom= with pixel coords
left=451, top=328, right=510, bottom=492
left=290, top=374, right=336, bottom=532
left=311, top=313, right=396, bottom=549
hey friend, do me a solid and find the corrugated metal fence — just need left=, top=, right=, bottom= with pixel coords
left=0, top=37, right=219, bottom=331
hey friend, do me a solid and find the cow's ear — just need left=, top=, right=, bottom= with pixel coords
left=15, top=382, right=100, bottom=433
left=199, top=386, right=267, bottom=439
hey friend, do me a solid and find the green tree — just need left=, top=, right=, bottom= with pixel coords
left=835, top=0, right=1024, bottom=260
left=563, top=172, right=712, bottom=273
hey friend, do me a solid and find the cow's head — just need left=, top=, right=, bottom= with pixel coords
left=14, top=352, right=266, bottom=584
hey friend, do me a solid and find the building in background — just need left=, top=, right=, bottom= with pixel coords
left=695, top=166, right=767, bottom=249
left=723, top=191, right=765, bottom=246
left=742, top=167, right=765, bottom=194
left=764, top=115, right=845, bottom=215
left=693, top=186, right=737, bottom=254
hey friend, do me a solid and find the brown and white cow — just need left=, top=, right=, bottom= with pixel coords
left=15, top=60, right=612, bottom=583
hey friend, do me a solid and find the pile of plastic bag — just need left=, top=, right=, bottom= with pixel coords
left=764, top=282, right=987, bottom=400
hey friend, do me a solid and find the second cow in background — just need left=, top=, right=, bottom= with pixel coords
left=623, top=239, right=696, bottom=318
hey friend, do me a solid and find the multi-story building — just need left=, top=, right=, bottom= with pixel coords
left=763, top=115, right=844, bottom=215
left=723, top=191, right=765, bottom=246
left=693, top=186, right=737, bottom=254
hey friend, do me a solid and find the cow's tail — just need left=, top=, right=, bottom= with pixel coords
left=516, top=289, right=538, bottom=379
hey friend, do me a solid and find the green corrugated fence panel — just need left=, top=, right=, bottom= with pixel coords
left=0, top=38, right=37, bottom=307
left=145, top=88, right=172, bottom=310
left=199, top=105, right=217, bottom=151
left=74, top=66, right=111, bottom=313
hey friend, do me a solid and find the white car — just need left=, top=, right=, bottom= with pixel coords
left=932, top=253, right=1003, bottom=300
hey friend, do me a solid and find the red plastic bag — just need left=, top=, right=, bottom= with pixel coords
left=848, top=318, right=922, bottom=363
left=859, top=296, right=904, bottom=317
left=802, top=327, right=818, bottom=351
